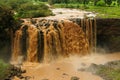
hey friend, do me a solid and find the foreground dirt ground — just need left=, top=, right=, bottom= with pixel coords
left=14, top=52, right=120, bottom=80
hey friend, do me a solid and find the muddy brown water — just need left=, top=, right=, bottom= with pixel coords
left=13, top=52, right=120, bottom=80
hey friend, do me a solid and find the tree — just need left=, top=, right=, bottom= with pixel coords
left=0, top=5, right=20, bottom=38
left=76, top=0, right=83, bottom=4
left=83, top=0, right=89, bottom=6
left=104, top=0, right=112, bottom=6
left=64, top=0, right=69, bottom=4
left=0, top=6, right=15, bottom=30
left=39, top=0, right=47, bottom=1
left=96, top=0, right=106, bottom=6
left=53, top=0, right=62, bottom=3
left=117, top=0, right=120, bottom=6
left=94, top=0, right=100, bottom=6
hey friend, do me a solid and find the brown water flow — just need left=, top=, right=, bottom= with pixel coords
left=12, top=18, right=96, bottom=63
left=79, top=18, right=96, bottom=53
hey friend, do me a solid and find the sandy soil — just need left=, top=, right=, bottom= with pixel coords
left=16, top=52, right=120, bottom=80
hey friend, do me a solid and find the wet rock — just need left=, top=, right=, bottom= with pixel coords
left=71, top=76, right=80, bottom=80
left=81, top=63, right=86, bottom=66
left=77, top=68, right=85, bottom=71
left=56, top=68, right=60, bottom=70
left=87, top=63, right=105, bottom=74
left=62, top=73, right=68, bottom=76
left=105, top=60, right=120, bottom=69
left=5, top=65, right=27, bottom=80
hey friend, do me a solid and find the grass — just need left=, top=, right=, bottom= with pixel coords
left=97, top=66, right=120, bottom=80
left=53, top=3, right=120, bottom=18
left=86, top=6, right=120, bottom=18
left=53, top=3, right=82, bottom=8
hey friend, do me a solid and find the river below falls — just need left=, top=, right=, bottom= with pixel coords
left=13, top=52, right=120, bottom=80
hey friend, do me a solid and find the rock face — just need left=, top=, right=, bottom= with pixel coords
left=70, top=18, right=120, bottom=53
left=96, top=18, right=120, bottom=52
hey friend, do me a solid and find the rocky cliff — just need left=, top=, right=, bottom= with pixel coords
left=96, top=18, right=120, bottom=52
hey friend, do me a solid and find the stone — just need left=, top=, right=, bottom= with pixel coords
left=71, top=76, right=79, bottom=80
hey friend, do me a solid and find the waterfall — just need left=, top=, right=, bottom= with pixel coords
left=11, top=18, right=96, bottom=63
left=70, top=18, right=97, bottom=53
left=80, top=18, right=96, bottom=53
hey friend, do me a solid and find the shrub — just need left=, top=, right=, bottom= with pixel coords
left=2, top=0, right=29, bottom=10
left=105, top=0, right=112, bottom=6
left=66, top=4, right=74, bottom=8
left=96, top=0, right=106, bottom=6
left=0, top=60, right=10, bottom=80
left=17, top=2, right=53, bottom=18
left=117, top=0, right=120, bottom=6
left=0, top=0, right=53, bottom=18
left=0, top=6, right=14, bottom=29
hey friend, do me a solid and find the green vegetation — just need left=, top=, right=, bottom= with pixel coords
left=88, top=61, right=120, bottom=80
left=96, top=0, right=106, bottom=6
left=96, top=61, right=120, bottom=80
left=0, top=60, right=26, bottom=80
left=0, top=60, right=10, bottom=80
left=0, top=0, right=119, bottom=18
left=0, top=6, right=17, bottom=30
left=86, top=6, right=120, bottom=18
left=0, top=0, right=53, bottom=18
left=51, top=0, right=120, bottom=18
left=54, top=3, right=120, bottom=18
left=104, top=0, right=112, bottom=6
left=97, top=66, right=120, bottom=80
left=17, top=2, right=53, bottom=18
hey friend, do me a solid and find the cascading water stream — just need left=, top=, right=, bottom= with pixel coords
left=11, top=18, right=96, bottom=63
left=71, top=18, right=97, bottom=53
